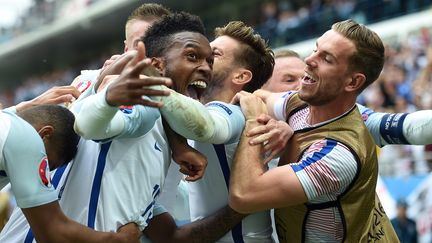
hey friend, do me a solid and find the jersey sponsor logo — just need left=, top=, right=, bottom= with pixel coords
left=154, top=141, right=162, bottom=152
left=38, top=157, right=52, bottom=187
left=207, top=102, right=232, bottom=115
left=119, top=106, right=134, bottom=114
left=75, top=80, right=91, bottom=93
left=361, top=113, right=369, bottom=121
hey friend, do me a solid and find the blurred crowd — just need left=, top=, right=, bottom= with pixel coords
left=255, top=0, right=432, bottom=46
left=360, top=26, right=432, bottom=177
left=0, top=0, right=99, bottom=44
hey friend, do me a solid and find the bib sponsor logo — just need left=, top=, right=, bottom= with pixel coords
left=39, top=157, right=52, bottom=187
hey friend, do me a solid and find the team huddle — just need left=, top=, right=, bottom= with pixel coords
left=1, top=3, right=432, bottom=243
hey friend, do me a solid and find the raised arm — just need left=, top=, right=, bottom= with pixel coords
left=14, top=86, right=81, bottom=112
left=150, top=86, right=244, bottom=144
left=229, top=91, right=304, bottom=214
left=74, top=48, right=171, bottom=140
left=252, top=89, right=296, bottom=120
left=357, top=104, right=432, bottom=146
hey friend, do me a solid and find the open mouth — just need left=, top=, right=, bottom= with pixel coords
left=302, top=73, right=317, bottom=84
left=187, top=80, right=207, bottom=100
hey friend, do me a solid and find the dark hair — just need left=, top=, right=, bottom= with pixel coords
left=18, top=105, right=79, bottom=165
left=126, top=3, right=171, bottom=24
left=214, top=21, right=274, bottom=93
left=142, top=12, right=206, bottom=58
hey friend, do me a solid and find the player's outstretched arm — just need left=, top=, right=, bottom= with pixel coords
left=357, top=104, right=432, bottom=146
left=14, top=86, right=81, bottom=112
left=74, top=46, right=171, bottom=140
left=148, top=85, right=240, bottom=144
left=22, top=201, right=140, bottom=243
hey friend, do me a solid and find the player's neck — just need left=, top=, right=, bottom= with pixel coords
left=308, top=98, right=355, bottom=125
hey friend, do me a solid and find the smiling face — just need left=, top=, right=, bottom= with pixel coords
left=211, top=36, right=239, bottom=85
left=199, top=35, right=239, bottom=101
left=159, top=31, right=213, bottom=100
left=263, top=55, right=304, bottom=92
left=300, top=29, right=356, bottom=106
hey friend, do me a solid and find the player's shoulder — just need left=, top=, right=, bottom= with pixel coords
left=205, top=101, right=241, bottom=116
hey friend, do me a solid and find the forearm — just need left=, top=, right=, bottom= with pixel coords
left=403, top=110, right=432, bottom=144
left=151, top=85, right=229, bottom=143
left=163, top=117, right=188, bottom=150
left=15, top=101, right=32, bottom=112
left=229, top=120, right=266, bottom=213
left=23, top=203, right=132, bottom=243
left=74, top=88, right=124, bottom=140
left=173, top=206, right=246, bottom=243
left=254, top=89, right=288, bottom=120
left=54, top=219, right=126, bottom=243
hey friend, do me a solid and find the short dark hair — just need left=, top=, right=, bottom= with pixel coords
left=18, top=105, right=79, bottom=165
left=142, top=12, right=206, bottom=58
left=214, top=21, right=274, bottom=93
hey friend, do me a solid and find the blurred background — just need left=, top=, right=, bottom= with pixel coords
left=1, top=0, right=432, bottom=241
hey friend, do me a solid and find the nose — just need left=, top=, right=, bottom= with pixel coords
left=198, top=60, right=213, bottom=81
left=304, top=52, right=317, bottom=68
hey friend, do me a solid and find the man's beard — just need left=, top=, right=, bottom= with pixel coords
left=201, top=68, right=230, bottom=103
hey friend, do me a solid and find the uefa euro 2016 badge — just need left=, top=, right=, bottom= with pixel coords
left=119, top=106, right=134, bottom=114
left=75, top=80, right=92, bottom=93
left=38, top=157, right=52, bottom=187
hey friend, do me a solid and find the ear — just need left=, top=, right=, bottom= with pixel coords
left=233, top=69, right=253, bottom=86
left=345, top=73, right=366, bottom=92
left=123, top=40, right=128, bottom=53
left=37, top=125, right=54, bottom=140
left=150, top=57, right=165, bottom=75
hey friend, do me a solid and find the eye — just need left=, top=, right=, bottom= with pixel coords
left=187, top=52, right=198, bottom=61
left=213, top=50, right=221, bottom=57
left=324, top=55, right=333, bottom=63
left=207, top=56, right=214, bottom=66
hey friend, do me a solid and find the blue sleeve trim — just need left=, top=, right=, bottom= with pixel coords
left=291, top=139, right=337, bottom=172
left=379, top=113, right=409, bottom=144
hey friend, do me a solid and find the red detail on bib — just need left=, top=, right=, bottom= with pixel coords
left=361, top=113, right=369, bottom=121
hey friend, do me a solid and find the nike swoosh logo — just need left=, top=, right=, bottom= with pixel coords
left=154, top=142, right=162, bottom=152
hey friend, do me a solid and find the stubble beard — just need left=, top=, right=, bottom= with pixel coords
left=201, top=69, right=230, bottom=103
